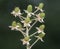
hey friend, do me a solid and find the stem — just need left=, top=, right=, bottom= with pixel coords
left=18, top=16, right=23, bottom=21
left=28, top=20, right=37, bottom=32
left=30, top=39, right=39, bottom=49
left=26, top=27, right=30, bottom=49
left=30, top=32, right=37, bottom=37
left=21, top=16, right=25, bottom=19
left=26, top=27, right=29, bottom=36
left=26, top=44, right=30, bottom=49
left=18, top=29, right=26, bottom=37
left=34, top=9, right=39, bottom=14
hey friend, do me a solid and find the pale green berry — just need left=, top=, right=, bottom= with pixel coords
left=12, top=21, right=16, bottom=27
left=25, top=17, right=31, bottom=23
left=24, top=36, right=30, bottom=41
left=27, top=5, right=32, bottom=12
left=14, top=7, right=20, bottom=12
left=38, top=3, right=44, bottom=9
left=17, top=23, right=22, bottom=28
left=39, top=32, right=45, bottom=38
left=40, top=13, right=45, bottom=19
left=39, top=24, right=45, bottom=30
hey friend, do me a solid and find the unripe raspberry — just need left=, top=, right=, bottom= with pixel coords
left=27, top=5, right=32, bottom=12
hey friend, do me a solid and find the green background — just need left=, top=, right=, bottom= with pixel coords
left=0, top=0, right=60, bottom=49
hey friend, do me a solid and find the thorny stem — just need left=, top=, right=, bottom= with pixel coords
left=30, top=39, right=39, bottom=49
left=28, top=20, right=37, bottom=32
left=30, top=32, right=37, bottom=37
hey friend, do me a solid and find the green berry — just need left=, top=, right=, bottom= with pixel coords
left=39, top=24, right=45, bottom=30
left=14, top=7, right=20, bottom=12
left=25, top=17, right=31, bottom=23
left=17, top=23, right=22, bottom=28
left=24, top=36, right=30, bottom=41
left=38, top=3, right=44, bottom=9
left=27, top=5, right=32, bottom=12
left=40, top=13, right=45, bottom=19
left=12, top=21, right=16, bottom=27
left=39, top=32, right=45, bottom=38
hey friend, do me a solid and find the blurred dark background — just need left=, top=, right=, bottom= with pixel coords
left=0, top=0, right=60, bottom=49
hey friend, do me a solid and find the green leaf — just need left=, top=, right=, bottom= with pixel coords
left=27, top=5, right=32, bottom=12
left=38, top=3, right=44, bottom=9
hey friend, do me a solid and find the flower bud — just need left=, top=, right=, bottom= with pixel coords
left=14, top=7, right=20, bottom=12
left=38, top=3, right=44, bottom=9
left=40, top=13, right=45, bottom=19
left=39, top=32, right=45, bottom=38
left=25, top=17, right=31, bottom=23
left=27, top=5, right=32, bottom=12
left=39, top=24, right=45, bottom=30
left=12, top=21, right=16, bottom=27
left=17, top=23, right=22, bottom=28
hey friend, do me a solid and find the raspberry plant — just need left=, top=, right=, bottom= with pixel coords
left=9, top=2, right=46, bottom=49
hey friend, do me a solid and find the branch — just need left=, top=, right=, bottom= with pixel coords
left=26, top=44, right=30, bottom=49
left=33, top=9, right=39, bottom=14
left=30, top=32, right=37, bottom=37
left=18, top=16, right=23, bottom=20
left=30, top=39, right=39, bottom=49
left=18, top=29, right=26, bottom=37
left=26, top=27, right=29, bottom=36
left=28, top=20, right=37, bottom=32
